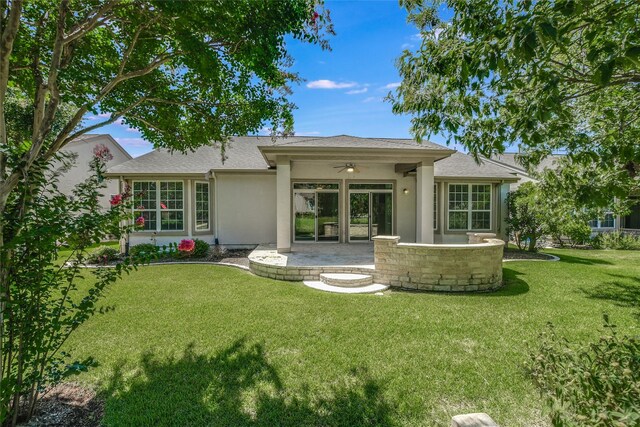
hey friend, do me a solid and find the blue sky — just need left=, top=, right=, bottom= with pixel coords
left=88, top=1, right=461, bottom=157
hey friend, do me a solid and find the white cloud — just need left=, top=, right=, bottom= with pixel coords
left=401, top=43, right=414, bottom=49
left=346, top=87, right=368, bottom=95
left=384, top=82, right=401, bottom=89
left=126, top=127, right=139, bottom=133
left=362, top=96, right=381, bottom=103
left=307, top=79, right=357, bottom=89
left=98, top=113, right=110, bottom=118
left=410, top=33, right=422, bottom=41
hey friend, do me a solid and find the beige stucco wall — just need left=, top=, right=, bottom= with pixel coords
left=373, top=235, right=504, bottom=291
left=215, top=173, right=277, bottom=245
left=290, top=161, right=417, bottom=243
left=57, top=136, right=131, bottom=210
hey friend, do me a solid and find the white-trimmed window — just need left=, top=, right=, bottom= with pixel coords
left=589, top=213, right=615, bottom=229
left=448, top=183, right=492, bottom=230
left=133, top=180, right=184, bottom=231
left=194, top=182, right=210, bottom=231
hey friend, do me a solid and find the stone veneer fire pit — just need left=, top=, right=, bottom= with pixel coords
left=372, top=236, right=504, bottom=291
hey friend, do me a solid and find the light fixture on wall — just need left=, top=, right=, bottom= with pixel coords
left=334, top=163, right=360, bottom=173
left=403, top=188, right=409, bottom=194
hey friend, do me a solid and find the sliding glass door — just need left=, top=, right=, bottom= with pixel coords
left=293, top=183, right=339, bottom=242
left=348, top=183, right=393, bottom=241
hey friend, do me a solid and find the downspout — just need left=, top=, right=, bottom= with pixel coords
left=209, top=170, right=219, bottom=245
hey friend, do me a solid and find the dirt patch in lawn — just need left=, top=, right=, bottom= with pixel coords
left=19, top=383, right=103, bottom=427
left=503, top=248, right=556, bottom=260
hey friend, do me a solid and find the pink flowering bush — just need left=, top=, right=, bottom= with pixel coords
left=92, top=143, right=113, bottom=162
left=110, top=194, right=122, bottom=206
left=135, top=216, right=145, bottom=227
left=177, top=239, right=195, bottom=253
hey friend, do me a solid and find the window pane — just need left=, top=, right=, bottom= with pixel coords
left=160, top=181, right=183, bottom=210
left=133, top=181, right=156, bottom=211
left=161, top=211, right=183, bottom=231
left=133, top=181, right=156, bottom=231
left=448, top=184, right=468, bottom=210
left=472, top=185, right=491, bottom=210
left=471, top=211, right=491, bottom=230
left=449, top=211, right=468, bottom=230
left=195, top=182, right=210, bottom=231
left=602, top=213, right=614, bottom=228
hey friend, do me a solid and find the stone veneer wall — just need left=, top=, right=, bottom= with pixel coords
left=372, top=236, right=504, bottom=292
left=249, top=261, right=374, bottom=282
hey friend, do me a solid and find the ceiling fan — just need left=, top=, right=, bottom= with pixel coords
left=333, top=163, right=362, bottom=173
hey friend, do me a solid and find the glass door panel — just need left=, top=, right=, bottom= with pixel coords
left=317, top=192, right=339, bottom=242
left=294, top=192, right=316, bottom=241
left=349, top=193, right=370, bottom=241
left=371, top=192, right=393, bottom=237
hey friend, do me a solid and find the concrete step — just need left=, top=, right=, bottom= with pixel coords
left=303, top=281, right=389, bottom=294
left=320, top=273, right=373, bottom=288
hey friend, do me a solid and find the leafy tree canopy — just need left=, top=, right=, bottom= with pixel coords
left=1, top=0, right=332, bottom=196
left=391, top=0, right=639, bottom=202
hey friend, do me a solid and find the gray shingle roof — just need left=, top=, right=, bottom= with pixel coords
left=487, top=153, right=564, bottom=174
left=106, top=137, right=272, bottom=175
left=106, top=135, right=518, bottom=181
left=435, top=152, right=519, bottom=180
left=265, top=134, right=448, bottom=150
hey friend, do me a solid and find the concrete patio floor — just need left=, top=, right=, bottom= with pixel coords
left=248, top=243, right=374, bottom=268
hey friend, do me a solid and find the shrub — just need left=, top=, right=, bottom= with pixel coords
left=192, top=239, right=210, bottom=258
left=529, top=316, right=640, bottom=426
left=505, top=182, right=546, bottom=252
left=561, top=219, right=593, bottom=247
left=593, top=231, right=640, bottom=250
left=129, top=243, right=159, bottom=258
left=86, top=246, right=120, bottom=264
left=174, top=239, right=209, bottom=258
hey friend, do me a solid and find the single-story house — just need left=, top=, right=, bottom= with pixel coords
left=58, top=134, right=132, bottom=210
left=105, top=135, right=521, bottom=251
left=483, top=152, right=640, bottom=235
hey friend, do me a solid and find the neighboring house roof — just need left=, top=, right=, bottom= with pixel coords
left=105, top=135, right=518, bottom=181
left=434, top=152, right=519, bottom=181
left=482, top=152, right=564, bottom=177
left=64, top=133, right=132, bottom=161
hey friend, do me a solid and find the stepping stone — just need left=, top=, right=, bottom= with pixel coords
left=319, top=273, right=373, bottom=287
left=451, top=413, right=499, bottom=427
left=303, top=281, right=388, bottom=294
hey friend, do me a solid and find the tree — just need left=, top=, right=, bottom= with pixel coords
left=505, top=183, right=547, bottom=252
left=0, top=1, right=332, bottom=424
left=391, top=0, right=639, bottom=203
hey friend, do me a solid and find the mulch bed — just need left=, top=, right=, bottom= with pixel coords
left=503, top=248, right=556, bottom=260
left=147, top=248, right=253, bottom=268
left=18, top=383, right=103, bottom=427
left=82, top=248, right=253, bottom=269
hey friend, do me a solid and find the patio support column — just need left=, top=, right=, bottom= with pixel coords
left=276, top=157, right=291, bottom=253
left=416, top=160, right=434, bottom=243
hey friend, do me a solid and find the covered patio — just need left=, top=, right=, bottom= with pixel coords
left=249, top=243, right=374, bottom=268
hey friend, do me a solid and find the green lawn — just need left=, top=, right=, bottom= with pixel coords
left=63, top=249, right=640, bottom=426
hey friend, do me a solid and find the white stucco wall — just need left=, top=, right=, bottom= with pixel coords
left=57, top=136, right=131, bottom=210
left=215, top=173, right=277, bottom=245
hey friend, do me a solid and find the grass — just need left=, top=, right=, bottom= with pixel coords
left=61, top=248, right=640, bottom=426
